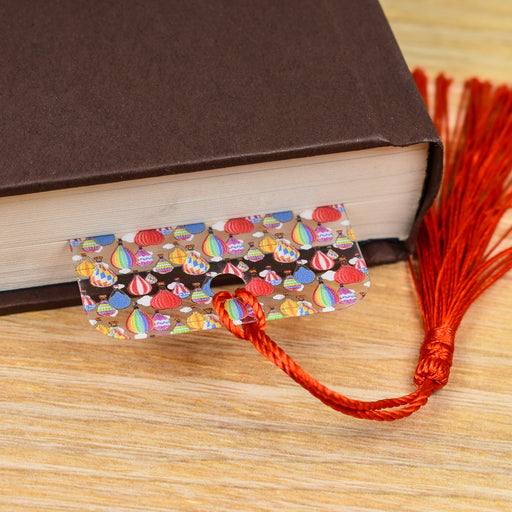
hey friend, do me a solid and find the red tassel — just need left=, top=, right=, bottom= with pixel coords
left=213, top=70, right=512, bottom=420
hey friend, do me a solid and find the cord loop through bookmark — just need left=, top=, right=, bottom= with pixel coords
left=212, top=69, right=512, bottom=421
left=212, top=287, right=438, bottom=422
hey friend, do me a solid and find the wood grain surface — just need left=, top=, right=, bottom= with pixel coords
left=1, top=1, right=512, bottom=510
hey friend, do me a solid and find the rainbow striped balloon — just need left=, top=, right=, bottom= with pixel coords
left=126, top=307, right=154, bottom=334
left=291, top=219, right=317, bottom=245
left=224, top=297, right=248, bottom=321
left=110, top=242, right=136, bottom=269
left=312, top=281, right=339, bottom=308
left=202, top=231, right=228, bottom=258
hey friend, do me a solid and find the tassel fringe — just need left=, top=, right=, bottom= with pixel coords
left=213, top=70, right=512, bottom=421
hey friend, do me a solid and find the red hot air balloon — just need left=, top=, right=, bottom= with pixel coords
left=150, top=285, right=182, bottom=310
left=312, top=206, right=342, bottom=223
left=225, top=217, right=254, bottom=235
left=134, top=229, right=165, bottom=246
left=246, top=273, right=274, bottom=296
left=334, top=264, right=366, bottom=284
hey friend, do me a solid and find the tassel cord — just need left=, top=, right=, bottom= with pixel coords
left=212, top=70, right=512, bottom=421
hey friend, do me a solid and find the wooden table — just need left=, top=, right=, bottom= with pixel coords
left=1, top=1, right=511, bottom=510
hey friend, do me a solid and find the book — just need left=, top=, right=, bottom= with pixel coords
left=0, top=0, right=442, bottom=315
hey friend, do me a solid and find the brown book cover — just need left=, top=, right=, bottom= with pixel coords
left=0, top=0, right=442, bottom=314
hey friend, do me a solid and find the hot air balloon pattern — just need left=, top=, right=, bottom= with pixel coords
left=203, top=311, right=222, bottom=329
left=156, top=226, right=173, bottom=236
left=97, top=296, right=118, bottom=317
left=191, top=283, right=212, bottom=304
left=272, top=210, right=294, bottom=223
left=150, top=285, right=182, bottom=310
left=297, top=300, right=316, bottom=316
left=262, top=267, right=282, bottom=286
left=279, top=297, right=299, bottom=317
left=310, top=250, right=335, bottom=271
left=246, top=273, right=274, bottom=296
left=262, top=214, right=281, bottom=229
left=134, top=229, right=164, bottom=247
left=172, top=320, right=191, bottom=335
left=202, top=228, right=228, bottom=260
left=245, top=243, right=265, bottom=262
left=222, top=260, right=246, bottom=279
left=82, top=238, right=102, bottom=252
left=273, top=235, right=299, bottom=263
left=169, top=278, right=190, bottom=298
left=93, top=234, right=116, bottom=246
left=153, top=254, right=174, bottom=274
left=224, top=297, right=249, bottom=321
left=127, top=273, right=153, bottom=296
left=184, top=222, right=206, bottom=234
left=267, top=308, right=285, bottom=321
left=108, top=288, right=132, bottom=310
left=225, top=217, right=253, bottom=235
left=338, top=286, right=358, bottom=306
left=110, top=240, right=136, bottom=269
left=126, top=305, right=154, bottom=334
left=283, top=271, right=304, bottom=292
left=333, top=231, right=354, bottom=250
left=315, top=223, right=334, bottom=242
left=291, top=217, right=317, bottom=246
left=80, top=291, right=96, bottom=312
left=152, top=312, right=172, bottom=330
left=144, top=272, right=158, bottom=285
left=89, top=259, right=118, bottom=288
left=75, top=254, right=96, bottom=278
left=293, top=263, right=316, bottom=284
left=69, top=199, right=369, bottom=338
left=173, top=226, right=194, bottom=241
left=107, top=322, right=130, bottom=339
left=168, top=246, right=188, bottom=266
left=334, top=263, right=366, bottom=284
left=312, top=279, right=339, bottom=310
left=186, top=309, right=206, bottom=330
left=136, top=247, right=154, bottom=266
left=183, top=246, right=210, bottom=275
left=312, top=205, right=342, bottom=223
left=258, top=231, right=277, bottom=254
left=227, top=235, right=245, bottom=255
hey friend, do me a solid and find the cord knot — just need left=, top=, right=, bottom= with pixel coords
left=414, top=325, right=455, bottom=389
